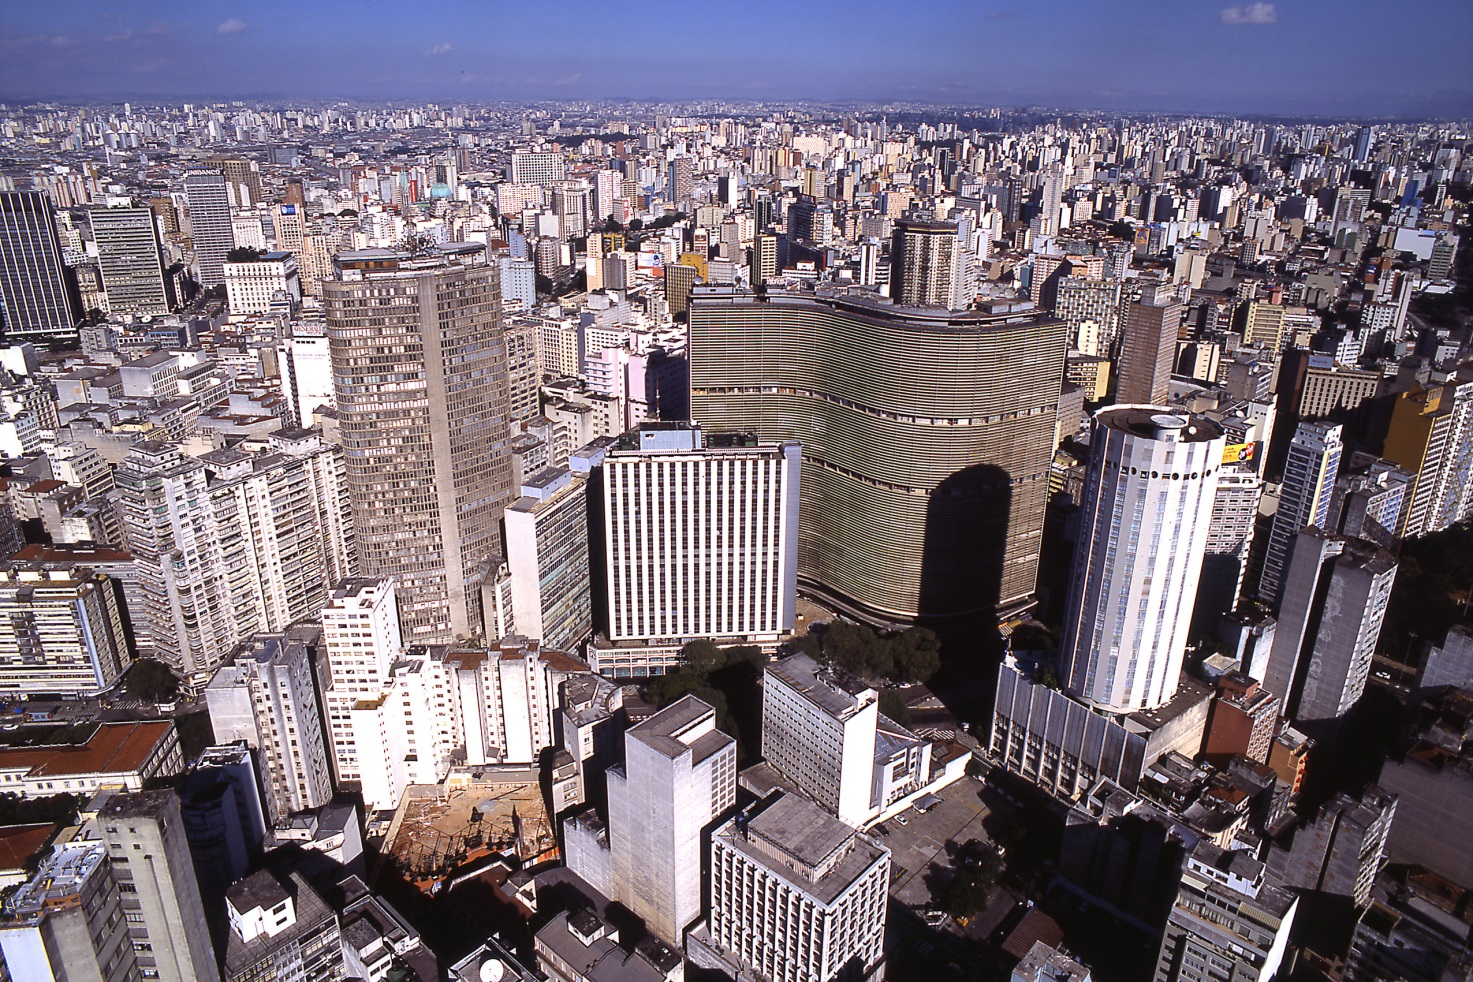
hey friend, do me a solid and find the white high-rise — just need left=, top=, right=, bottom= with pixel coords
left=762, top=653, right=878, bottom=826
left=279, top=324, right=334, bottom=427
left=89, top=201, right=170, bottom=315
left=320, top=578, right=403, bottom=789
left=760, top=653, right=934, bottom=828
left=509, top=151, right=567, bottom=188
left=116, top=442, right=245, bottom=690
left=565, top=695, right=737, bottom=946
left=603, top=423, right=800, bottom=646
left=503, top=466, right=592, bottom=653
left=320, top=579, right=591, bottom=810
left=1059, top=407, right=1225, bottom=714
left=707, top=793, right=890, bottom=982
left=1259, top=421, right=1342, bottom=607
left=116, top=438, right=357, bottom=692
left=183, top=170, right=236, bottom=289
left=205, top=627, right=334, bottom=825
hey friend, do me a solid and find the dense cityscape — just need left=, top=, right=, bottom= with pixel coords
left=0, top=69, right=1468, bottom=982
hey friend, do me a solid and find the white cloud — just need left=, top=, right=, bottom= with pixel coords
left=427, top=43, right=453, bottom=55
left=216, top=19, right=248, bottom=35
left=1221, top=3, right=1277, bottom=25
left=106, top=23, right=171, bottom=43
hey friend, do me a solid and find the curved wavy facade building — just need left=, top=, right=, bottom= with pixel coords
left=689, top=286, right=1066, bottom=623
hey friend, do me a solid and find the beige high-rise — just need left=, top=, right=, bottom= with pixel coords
left=324, top=244, right=515, bottom=643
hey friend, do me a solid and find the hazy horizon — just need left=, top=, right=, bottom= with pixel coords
left=2, top=0, right=1470, bottom=119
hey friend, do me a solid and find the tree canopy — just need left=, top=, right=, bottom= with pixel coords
left=799, top=621, right=942, bottom=685
left=125, top=659, right=179, bottom=701
left=942, top=845, right=1005, bottom=917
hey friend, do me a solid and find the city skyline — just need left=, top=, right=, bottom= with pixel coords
left=0, top=37, right=1467, bottom=976
left=1, top=0, right=1470, bottom=118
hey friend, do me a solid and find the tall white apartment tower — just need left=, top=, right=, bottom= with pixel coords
left=1259, top=420, right=1343, bottom=607
left=115, top=442, right=242, bottom=691
left=1059, top=407, right=1226, bottom=715
left=566, top=695, right=737, bottom=947
left=761, top=653, right=880, bottom=828
left=504, top=466, right=593, bottom=653
left=319, top=578, right=403, bottom=788
left=602, top=422, right=800, bottom=646
left=117, top=439, right=357, bottom=692
left=204, top=628, right=334, bottom=825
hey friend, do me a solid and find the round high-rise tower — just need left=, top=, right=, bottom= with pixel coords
left=1059, top=406, right=1225, bottom=714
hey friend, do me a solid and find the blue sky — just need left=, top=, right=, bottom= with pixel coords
left=1, top=0, right=1469, bottom=117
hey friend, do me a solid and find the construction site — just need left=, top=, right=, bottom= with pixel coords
left=376, top=766, right=557, bottom=893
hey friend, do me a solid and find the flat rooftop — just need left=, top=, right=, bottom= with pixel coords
left=767, top=654, right=868, bottom=720
left=1126, top=675, right=1213, bottom=734
left=717, top=800, right=887, bottom=905
left=5, top=841, right=105, bottom=918
left=629, top=694, right=734, bottom=765
left=747, top=793, right=854, bottom=870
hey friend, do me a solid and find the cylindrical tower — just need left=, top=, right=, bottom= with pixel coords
left=1059, top=406, right=1226, bottom=714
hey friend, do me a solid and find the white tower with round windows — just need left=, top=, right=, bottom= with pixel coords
left=1059, top=406, right=1226, bottom=714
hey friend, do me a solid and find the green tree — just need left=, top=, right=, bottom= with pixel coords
left=125, top=660, right=179, bottom=701
left=942, top=847, right=1005, bottom=917
left=722, top=645, right=769, bottom=670
left=786, top=633, right=822, bottom=659
left=0, top=793, right=82, bottom=828
left=225, top=246, right=265, bottom=263
left=682, top=639, right=727, bottom=677
left=823, top=620, right=892, bottom=679
left=892, top=627, right=941, bottom=683
left=1108, top=219, right=1135, bottom=241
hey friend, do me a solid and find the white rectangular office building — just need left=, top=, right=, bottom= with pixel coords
left=602, top=422, right=800, bottom=647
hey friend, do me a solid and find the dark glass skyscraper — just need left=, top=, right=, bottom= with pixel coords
left=0, top=190, right=80, bottom=340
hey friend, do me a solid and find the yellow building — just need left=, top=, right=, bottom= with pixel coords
left=1244, top=300, right=1287, bottom=349
left=1381, top=378, right=1473, bottom=536
left=677, top=251, right=709, bottom=280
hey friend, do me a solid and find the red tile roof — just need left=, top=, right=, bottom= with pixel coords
left=0, top=722, right=174, bottom=778
left=0, top=823, right=58, bottom=871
